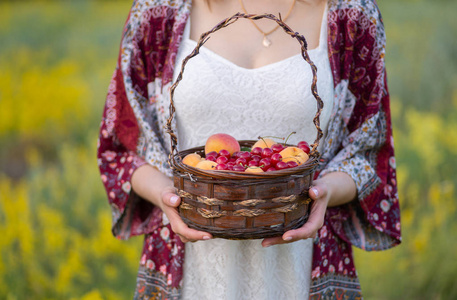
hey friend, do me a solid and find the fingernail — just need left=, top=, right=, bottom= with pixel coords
left=311, top=187, right=319, bottom=197
left=170, top=195, right=179, bottom=205
left=283, top=236, right=292, bottom=241
left=202, top=235, right=211, bottom=240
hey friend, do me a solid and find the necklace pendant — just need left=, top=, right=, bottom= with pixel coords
left=262, top=35, right=272, bottom=48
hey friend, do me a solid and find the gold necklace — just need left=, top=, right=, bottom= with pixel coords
left=238, top=0, right=296, bottom=47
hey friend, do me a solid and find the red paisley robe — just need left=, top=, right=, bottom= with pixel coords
left=97, top=0, right=401, bottom=298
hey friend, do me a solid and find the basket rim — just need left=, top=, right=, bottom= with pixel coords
left=171, top=140, right=320, bottom=180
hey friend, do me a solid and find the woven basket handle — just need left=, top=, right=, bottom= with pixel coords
left=167, top=12, right=324, bottom=163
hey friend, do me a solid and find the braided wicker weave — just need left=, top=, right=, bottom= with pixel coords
left=166, top=13, right=324, bottom=239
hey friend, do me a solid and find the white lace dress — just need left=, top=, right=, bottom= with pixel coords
left=171, top=8, right=334, bottom=300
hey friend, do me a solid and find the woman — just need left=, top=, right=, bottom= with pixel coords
left=98, top=0, right=401, bottom=298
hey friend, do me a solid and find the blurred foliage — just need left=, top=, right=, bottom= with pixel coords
left=0, top=0, right=456, bottom=299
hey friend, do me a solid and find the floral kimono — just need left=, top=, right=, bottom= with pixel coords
left=97, top=0, right=401, bottom=298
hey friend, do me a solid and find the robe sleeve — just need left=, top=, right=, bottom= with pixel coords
left=319, top=3, right=401, bottom=251
left=97, top=5, right=171, bottom=240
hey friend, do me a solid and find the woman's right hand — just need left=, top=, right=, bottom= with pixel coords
left=160, top=189, right=213, bottom=243
left=131, top=164, right=212, bottom=243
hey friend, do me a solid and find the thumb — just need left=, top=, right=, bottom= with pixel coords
left=309, top=184, right=326, bottom=201
left=162, top=192, right=181, bottom=208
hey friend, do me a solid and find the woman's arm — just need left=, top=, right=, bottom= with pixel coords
left=131, top=164, right=212, bottom=242
left=261, top=171, right=356, bottom=247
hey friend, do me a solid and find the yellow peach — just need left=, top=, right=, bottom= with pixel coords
left=182, top=153, right=203, bottom=167
left=279, top=147, right=309, bottom=165
left=195, top=160, right=218, bottom=171
left=245, top=166, right=264, bottom=173
left=252, top=138, right=276, bottom=149
left=204, top=133, right=240, bottom=156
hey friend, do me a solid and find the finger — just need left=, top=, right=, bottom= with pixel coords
left=309, top=184, right=326, bottom=201
left=177, top=233, right=191, bottom=243
left=164, top=206, right=212, bottom=242
left=283, top=199, right=327, bottom=241
left=162, top=192, right=181, bottom=208
left=261, top=236, right=289, bottom=247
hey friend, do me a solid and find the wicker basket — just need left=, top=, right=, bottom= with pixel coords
left=166, top=13, right=324, bottom=240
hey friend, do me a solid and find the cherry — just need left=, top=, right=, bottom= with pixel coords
left=216, top=156, right=229, bottom=165
left=250, top=147, right=263, bottom=156
left=275, top=161, right=289, bottom=170
left=232, top=151, right=241, bottom=158
left=206, top=151, right=218, bottom=158
left=248, top=160, right=259, bottom=167
left=229, top=157, right=237, bottom=163
left=261, top=147, right=274, bottom=158
left=218, top=149, right=231, bottom=158
left=235, top=158, right=247, bottom=166
left=239, top=151, right=251, bottom=161
left=297, top=141, right=310, bottom=154
left=270, top=153, right=282, bottom=166
left=216, top=163, right=228, bottom=170
left=232, top=164, right=246, bottom=172
left=250, top=155, right=261, bottom=162
left=206, top=155, right=217, bottom=162
left=266, top=167, right=277, bottom=172
left=259, top=158, right=271, bottom=171
left=271, top=143, right=285, bottom=153
left=287, top=161, right=299, bottom=169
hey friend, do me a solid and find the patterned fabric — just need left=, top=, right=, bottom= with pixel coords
left=97, top=0, right=401, bottom=299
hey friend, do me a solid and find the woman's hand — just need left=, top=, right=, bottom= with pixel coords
left=261, top=180, right=330, bottom=247
left=160, top=189, right=213, bottom=243
left=131, top=164, right=212, bottom=243
left=261, top=171, right=357, bottom=247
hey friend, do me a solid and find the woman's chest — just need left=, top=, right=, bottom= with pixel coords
left=189, top=0, right=327, bottom=69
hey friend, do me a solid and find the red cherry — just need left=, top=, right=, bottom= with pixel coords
left=227, top=161, right=235, bottom=168
left=218, top=149, right=231, bottom=158
left=275, top=161, right=289, bottom=170
left=216, top=156, right=229, bottom=165
left=232, top=151, right=241, bottom=158
left=235, top=158, right=247, bottom=166
left=297, top=141, right=310, bottom=154
left=259, top=158, right=271, bottom=171
left=250, top=147, right=263, bottom=156
left=266, top=167, right=277, bottom=172
left=216, top=163, right=228, bottom=170
left=271, top=143, right=285, bottom=153
left=287, top=161, right=299, bottom=169
left=232, top=164, right=246, bottom=172
left=261, top=148, right=274, bottom=158
left=229, top=157, right=237, bottom=163
left=239, top=151, right=251, bottom=160
left=270, top=153, right=282, bottom=166
left=206, top=151, right=218, bottom=158
left=206, top=155, right=217, bottom=162
left=248, top=160, right=259, bottom=167
left=250, top=155, right=261, bottom=162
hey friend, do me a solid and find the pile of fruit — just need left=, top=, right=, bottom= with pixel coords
left=182, top=133, right=311, bottom=173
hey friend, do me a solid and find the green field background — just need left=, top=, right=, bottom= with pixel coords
left=1, top=0, right=456, bottom=299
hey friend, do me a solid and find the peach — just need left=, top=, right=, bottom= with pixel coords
left=252, top=138, right=276, bottom=149
left=204, top=133, right=240, bottom=156
left=195, top=160, right=218, bottom=171
left=245, top=166, right=264, bottom=173
left=182, top=153, right=203, bottom=167
left=279, top=147, right=309, bottom=165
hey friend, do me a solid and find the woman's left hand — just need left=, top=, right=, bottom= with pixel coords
left=261, top=171, right=357, bottom=247
left=261, top=179, right=330, bottom=247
